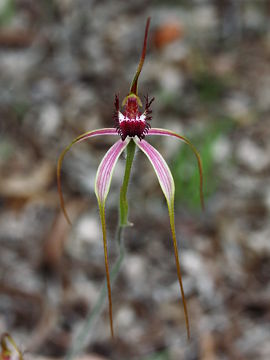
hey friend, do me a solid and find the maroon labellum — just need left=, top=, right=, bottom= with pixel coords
left=114, top=93, right=154, bottom=140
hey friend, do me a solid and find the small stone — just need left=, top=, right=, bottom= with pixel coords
left=212, top=136, right=231, bottom=163
left=0, top=49, right=41, bottom=80
left=247, top=228, right=270, bottom=255
left=224, top=92, right=251, bottom=122
left=123, top=255, right=146, bottom=288
left=39, top=103, right=61, bottom=136
left=75, top=214, right=100, bottom=245
left=158, top=67, right=185, bottom=93
left=115, top=305, right=136, bottom=329
left=236, top=139, right=269, bottom=172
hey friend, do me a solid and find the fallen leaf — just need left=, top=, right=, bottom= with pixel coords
left=153, top=21, right=184, bottom=49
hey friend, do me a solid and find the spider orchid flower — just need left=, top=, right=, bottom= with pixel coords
left=57, top=17, right=204, bottom=340
left=0, top=333, right=23, bottom=360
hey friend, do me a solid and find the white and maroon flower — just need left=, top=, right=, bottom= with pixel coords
left=57, top=18, right=204, bottom=339
left=114, top=93, right=154, bottom=140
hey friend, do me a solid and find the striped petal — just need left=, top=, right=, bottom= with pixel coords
left=95, top=138, right=130, bottom=337
left=135, top=138, right=175, bottom=203
left=57, top=128, right=118, bottom=224
left=95, top=139, right=130, bottom=204
left=134, top=138, right=190, bottom=339
left=148, top=128, right=204, bottom=209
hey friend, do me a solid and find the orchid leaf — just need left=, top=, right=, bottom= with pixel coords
left=134, top=138, right=190, bottom=339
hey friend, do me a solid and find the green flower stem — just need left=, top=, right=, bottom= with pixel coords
left=119, top=139, right=136, bottom=227
left=66, top=139, right=135, bottom=359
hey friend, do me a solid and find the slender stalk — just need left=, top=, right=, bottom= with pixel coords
left=119, top=140, right=136, bottom=226
left=168, top=202, right=190, bottom=340
left=99, top=202, right=114, bottom=337
left=66, top=140, right=136, bottom=359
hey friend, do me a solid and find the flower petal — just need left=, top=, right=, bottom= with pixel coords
left=57, top=128, right=118, bottom=224
left=95, top=138, right=130, bottom=338
left=148, top=128, right=204, bottom=209
left=134, top=138, right=190, bottom=339
left=95, top=139, right=130, bottom=204
left=134, top=138, right=174, bottom=201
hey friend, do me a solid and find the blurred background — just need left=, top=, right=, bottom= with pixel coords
left=0, top=0, right=270, bottom=359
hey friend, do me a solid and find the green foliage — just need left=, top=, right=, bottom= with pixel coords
left=171, top=117, right=234, bottom=209
left=140, top=350, right=169, bottom=360
left=0, top=0, right=15, bottom=27
left=194, top=71, right=226, bottom=103
left=158, top=90, right=191, bottom=118
left=12, top=101, right=29, bottom=121
left=0, top=137, right=14, bottom=161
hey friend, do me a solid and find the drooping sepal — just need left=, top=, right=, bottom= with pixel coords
left=95, top=139, right=130, bottom=204
left=148, top=128, right=204, bottom=210
left=95, top=138, right=130, bottom=337
left=57, top=128, right=118, bottom=224
left=134, top=138, right=190, bottom=339
left=130, top=17, right=151, bottom=96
